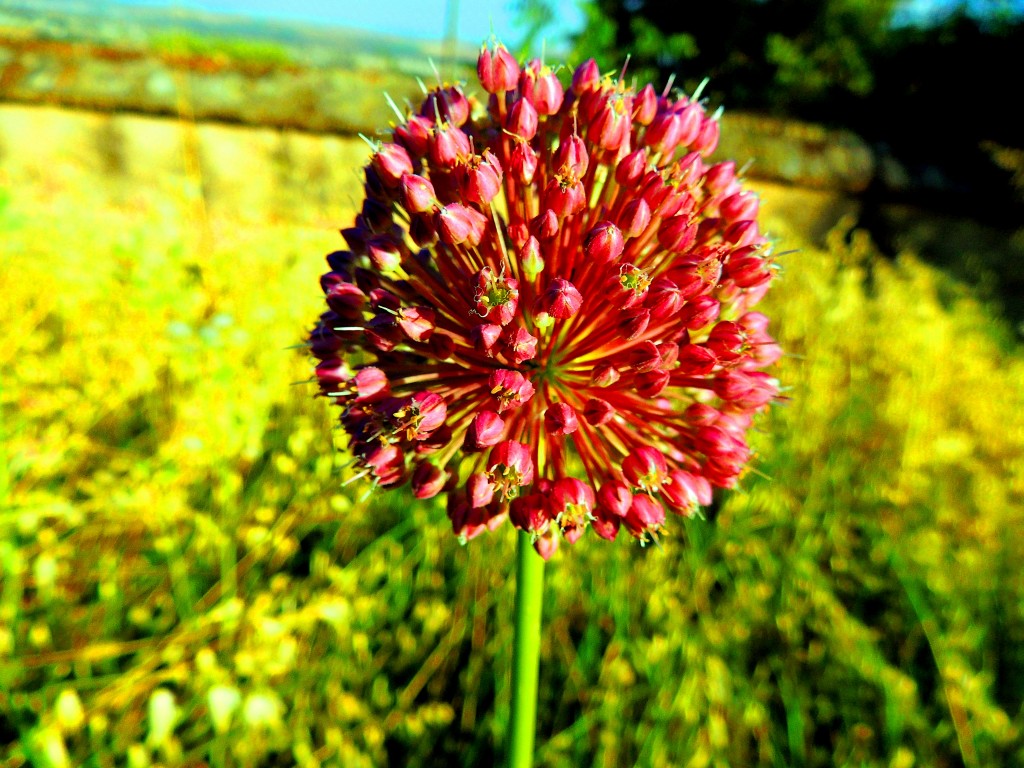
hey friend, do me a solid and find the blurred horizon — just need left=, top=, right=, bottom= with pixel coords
left=19, top=0, right=588, bottom=51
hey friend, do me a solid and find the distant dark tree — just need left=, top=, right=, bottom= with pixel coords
left=570, top=0, right=900, bottom=114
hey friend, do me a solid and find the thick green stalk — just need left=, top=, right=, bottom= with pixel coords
left=508, top=530, right=545, bottom=768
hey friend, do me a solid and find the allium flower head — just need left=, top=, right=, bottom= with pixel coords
left=309, top=40, right=782, bottom=558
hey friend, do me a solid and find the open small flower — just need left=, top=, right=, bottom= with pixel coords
left=308, top=41, right=781, bottom=557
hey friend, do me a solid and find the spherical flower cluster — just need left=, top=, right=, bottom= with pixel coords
left=309, top=39, right=782, bottom=558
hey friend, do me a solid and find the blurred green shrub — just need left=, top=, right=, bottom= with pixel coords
left=1, top=150, right=1023, bottom=768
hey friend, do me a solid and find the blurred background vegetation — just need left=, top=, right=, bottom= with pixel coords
left=1, top=0, right=1023, bottom=766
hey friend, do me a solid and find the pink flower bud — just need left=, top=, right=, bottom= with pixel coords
left=371, top=143, right=413, bottom=188
left=550, top=477, right=595, bottom=543
left=588, top=93, right=632, bottom=151
left=365, top=235, right=403, bottom=273
left=467, top=410, right=506, bottom=450
left=519, top=235, right=544, bottom=277
left=421, top=85, right=470, bottom=127
left=554, top=134, right=589, bottom=178
left=619, top=308, right=651, bottom=340
left=506, top=97, right=539, bottom=140
left=470, top=322, right=502, bottom=356
left=411, top=462, right=446, bottom=499
left=597, top=481, right=632, bottom=518
left=679, top=295, right=720, bottom=330
left=544, top=402, right=579, bottom=436
left=571, top=58, right=601, bottom=93
left=397, top=306, right=436, bottom=342
left=510, top=492, right=551, bottom=532
left=468, top=472, right=495, bottom=508
left=662, top=469, right=712, bottom=514
left=324, top=280, right=366, bottom=318
left=462, top=149, right=504, bottom=206
left=520, top=60, right=564, bottom=115
left=634, top=368, right=670, bottom=398
left=590, top=362, right=620, bottom=387
left=488, top=440, right=535, bottom=495
left=719, top=191, right=760, bottom=223
left=703, top=161, right=738, bottom=196
left=394, top=114, right=432, bottom=157
left=644, top=276, right=685, bottom=320
left=530, top=209, right=560, bottom=240
left=657, top=215, right=698, bottom=253
left=692, top=116, right=720, bottom=155
left=401, top=173, right=436, bottom=214
left=436, top=203, right=487, bottom=247
left=429, top=122, right=471, bottom=167
left=352, top=366, right=390, bottom=403
left=360, top=443, right=405, bottom=486
left=677, top=343, right=718, bottom=375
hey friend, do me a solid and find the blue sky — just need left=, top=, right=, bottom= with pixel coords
left=113, top=0, right=586, bottom=48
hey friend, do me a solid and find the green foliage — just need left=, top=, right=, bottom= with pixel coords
left=149, top=30, right=294, bottom=67
left=2, top=121, right=1024, bottom=767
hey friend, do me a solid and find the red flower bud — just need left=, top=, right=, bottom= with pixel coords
left=584, top=221, right=624, bottom=264
left=634, top=84, right=658, bottom=125
left=503, top=326, right=538, bottom=364
left=477, top=41, right=520, bottom=94
left=539, top=278, right=583, bottom=319
left=489, top=369, right=535, bottom=412
left=583, top=397, right=615, bottom=425
left=543, top=176, right=586, bottom=218
left=679, top=295, right=720, bottom=330
left=510, top=139, right=539, bottom=184
left=624, top=492, right=665, bottom=535
left=462, top=149, right=504, bottom=206
left=677, top=343, right=718, bottom=375
left=635, top=368, right=670, bottom=398
left=618, top=198, right=652, bottom=238
left=474, top=267, right=520, bottom=326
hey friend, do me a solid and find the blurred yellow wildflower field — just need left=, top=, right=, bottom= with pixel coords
left=1, top=104, right=1022, bottom=767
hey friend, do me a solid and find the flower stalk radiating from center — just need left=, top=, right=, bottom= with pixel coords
left=309, top=40, right=782, bottom=559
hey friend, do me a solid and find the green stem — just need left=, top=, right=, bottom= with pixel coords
left=508, top=531, right=545, bottom=768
